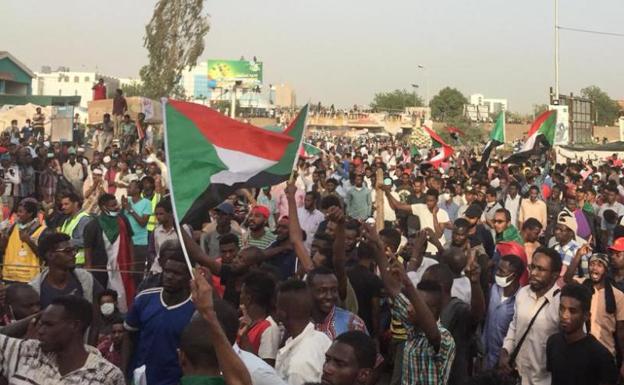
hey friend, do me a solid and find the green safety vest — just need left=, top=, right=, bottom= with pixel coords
left=60, top=211, right=90, bottom=264
left=143, top=193, right=161, bottom=232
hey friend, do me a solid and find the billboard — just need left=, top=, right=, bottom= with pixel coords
left=207, top=60, right=263, bottom=85
left=550, top=104, right=569, bottom=145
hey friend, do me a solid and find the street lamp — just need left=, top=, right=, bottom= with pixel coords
left=417, top=65, right=428, bottom=106
left=411, top=84, right=419, bottom=108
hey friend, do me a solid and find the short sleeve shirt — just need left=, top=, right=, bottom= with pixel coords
left=126, top=198, right=153, bottom=246
left=125, top=288, right=195, bottom=385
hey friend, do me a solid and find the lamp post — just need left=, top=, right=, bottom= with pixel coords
left=417, top=65, right=428, bottom=106
left=411, top=84, right=419, bottom=109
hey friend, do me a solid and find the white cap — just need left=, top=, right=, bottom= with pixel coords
left=103, top=156, right=111, bottom=163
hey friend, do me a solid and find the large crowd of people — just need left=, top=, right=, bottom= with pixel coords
left=1, top=90, right=624, bottom=385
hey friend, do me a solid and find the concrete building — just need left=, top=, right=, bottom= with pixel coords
left=0, top=51, right=35, bottom=95
left=32, top=68, right=119, bottom=108
left=470, top=93, right=508, bottom=114
left=273, top=83, right=296, bottom=108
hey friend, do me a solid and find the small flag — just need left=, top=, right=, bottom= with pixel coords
left=479, top=111, right=505, bottom=171
left=423, top=126, right=454, bottom=167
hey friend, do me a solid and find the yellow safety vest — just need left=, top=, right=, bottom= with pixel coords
left=3, top=224, right=46, bottom=283
left=60, top=211, right=90, bottom=264
left=143, top=193, right=161, bottom=232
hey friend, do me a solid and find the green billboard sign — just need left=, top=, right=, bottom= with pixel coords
left=207, top=59, right=263, bottom=84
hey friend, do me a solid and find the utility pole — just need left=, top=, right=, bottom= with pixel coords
left=554, top=0, right=560, bottom=101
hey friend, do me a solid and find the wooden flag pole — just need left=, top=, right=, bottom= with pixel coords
left=375, top=167, right=385, bottom=232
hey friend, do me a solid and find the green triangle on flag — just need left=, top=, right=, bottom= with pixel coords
left=490, top=111, right=505, bottom=144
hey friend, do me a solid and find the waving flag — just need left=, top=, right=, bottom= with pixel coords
left=164, top=100, right=307, bottom=225
left=423, top=125, right=454, bottom=167
left=503, top=110, right=556, bottom=164
left=479, top=111, right=505, bottom=171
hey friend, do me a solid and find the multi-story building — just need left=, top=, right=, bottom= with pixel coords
left=32, top=68, right=120, bottom=108
left=469, top=93, right=508, bottom=115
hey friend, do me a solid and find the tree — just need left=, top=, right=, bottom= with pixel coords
left=121, top=82, right=145, bottom=98
left=580, top=85, right=620, bottom=126
left=370, top=89, right=423, bottom=112
left=429, top=87, right=468, bottom=121
left=140, top=0, right=210, bottom=99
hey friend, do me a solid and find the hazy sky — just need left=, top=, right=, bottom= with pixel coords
left=2, top=0, right=623, bottom=113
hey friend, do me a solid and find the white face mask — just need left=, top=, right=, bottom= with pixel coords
left=495, top=274, right=515, bottom=288
left=107, top=210, right=120, bottom=217
left=441, top=193, right=451, bottom=201
left=100, top=302, right=115, bottom=316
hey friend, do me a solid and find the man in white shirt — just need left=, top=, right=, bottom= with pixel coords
left=275, top=279, right=332, bottom=385
left=297, top=192, right=325, bottom=252
left=385, top=188, right=450, bottom=254
left=503, top=182, right=522, bottom=230
left=599, top=185, right=624, bottom=230
left=406, top=230, right=439, bottom=286
left=499, top=247, right=562, bottom=385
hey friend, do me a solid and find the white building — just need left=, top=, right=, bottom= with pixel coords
left=273, top=83, right=296, bottom=108
left=32, top=68, right=120, bottom=108
left=470, top=93, right=508, bottom=115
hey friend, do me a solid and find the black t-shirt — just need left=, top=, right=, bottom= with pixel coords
left=469, top=224, right=495, bottom=258
left=440, top=298, right=473, bottom=385
left=347, top=264, right=383, bottom=335
left=220, top=264, right=241, bottom=308
left=547, top=333, right=617, bottom=385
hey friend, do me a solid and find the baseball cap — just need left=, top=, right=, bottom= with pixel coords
left=251, top=205, right=270, bottom=219
left=609, top=237, right=624, bottom=252
left=215, top=202, right=234, bottom=215
left=67, top=147, right=76, bottom=155
left=103, top=156, right=112, bottom=164
left=557, top=212, right=578, bottom=234
left=465, top=204, right=483, bottom=219
left=589, top=253, right=609, bottom=268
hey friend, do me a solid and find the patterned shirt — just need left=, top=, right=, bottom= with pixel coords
left=554, top=239, right=588, bottom=277
left=241, top=230, right=276, bottom=250
left=0, top=335, right=124, bottom=385
left=392, top=293, right=455, bottom=385
left=315, top=305, right=368, bottom=340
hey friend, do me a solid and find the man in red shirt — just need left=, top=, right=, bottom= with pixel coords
left=92, top=78, right=107, bottom=100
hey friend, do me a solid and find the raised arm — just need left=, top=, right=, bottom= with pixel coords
left=191, top=268, right=252, bottom=385
left=327, top=206, right=348, bottom=302
left=362, top=224, right=441, bottom=349
left=383, top=187, right=411, bottom=212
left=285, top=182, right=314, bottom=273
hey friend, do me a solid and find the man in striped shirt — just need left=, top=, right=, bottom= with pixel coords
left=242, top=205, right=276, bottom=250
left=0, top=295, right=124, bottom=384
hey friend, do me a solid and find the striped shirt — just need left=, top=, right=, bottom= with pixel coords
left=0, top=335, right=124, bottom=385
left=392, top=293, right=455, bottom=385
left=241, top=230, right=276, bottom=250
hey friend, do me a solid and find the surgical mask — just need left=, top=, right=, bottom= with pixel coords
left=495, top=274, right=515, bottom=288
left=441, top=193, right=451, bottom=201
left=100, top=303, right=115, bottom=316
left=107, top=210, right=120, bottom=217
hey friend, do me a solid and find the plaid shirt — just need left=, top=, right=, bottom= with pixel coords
left=554, top=239, right=589, bottom=276
left=392, top=293, right=455, bottom=385
left=0, top=335, right=124, bottom=385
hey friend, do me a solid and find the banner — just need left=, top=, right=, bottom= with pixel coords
left=50, top=106, right=74, bottom=142
left=550, top=104, right=569, bottom=145
left=207, top=59, right=263, bottom=85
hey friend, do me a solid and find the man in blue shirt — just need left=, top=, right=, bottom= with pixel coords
left=122, top=180, right=153, bottom=285
left=482, top=254, right=523, bottom=369
left=124, top=240, right=195, bottom=385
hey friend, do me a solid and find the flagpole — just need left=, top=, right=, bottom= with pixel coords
left=161, top=97, right=195, bottom=279
left=288, top=104, right=309, bottom=183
